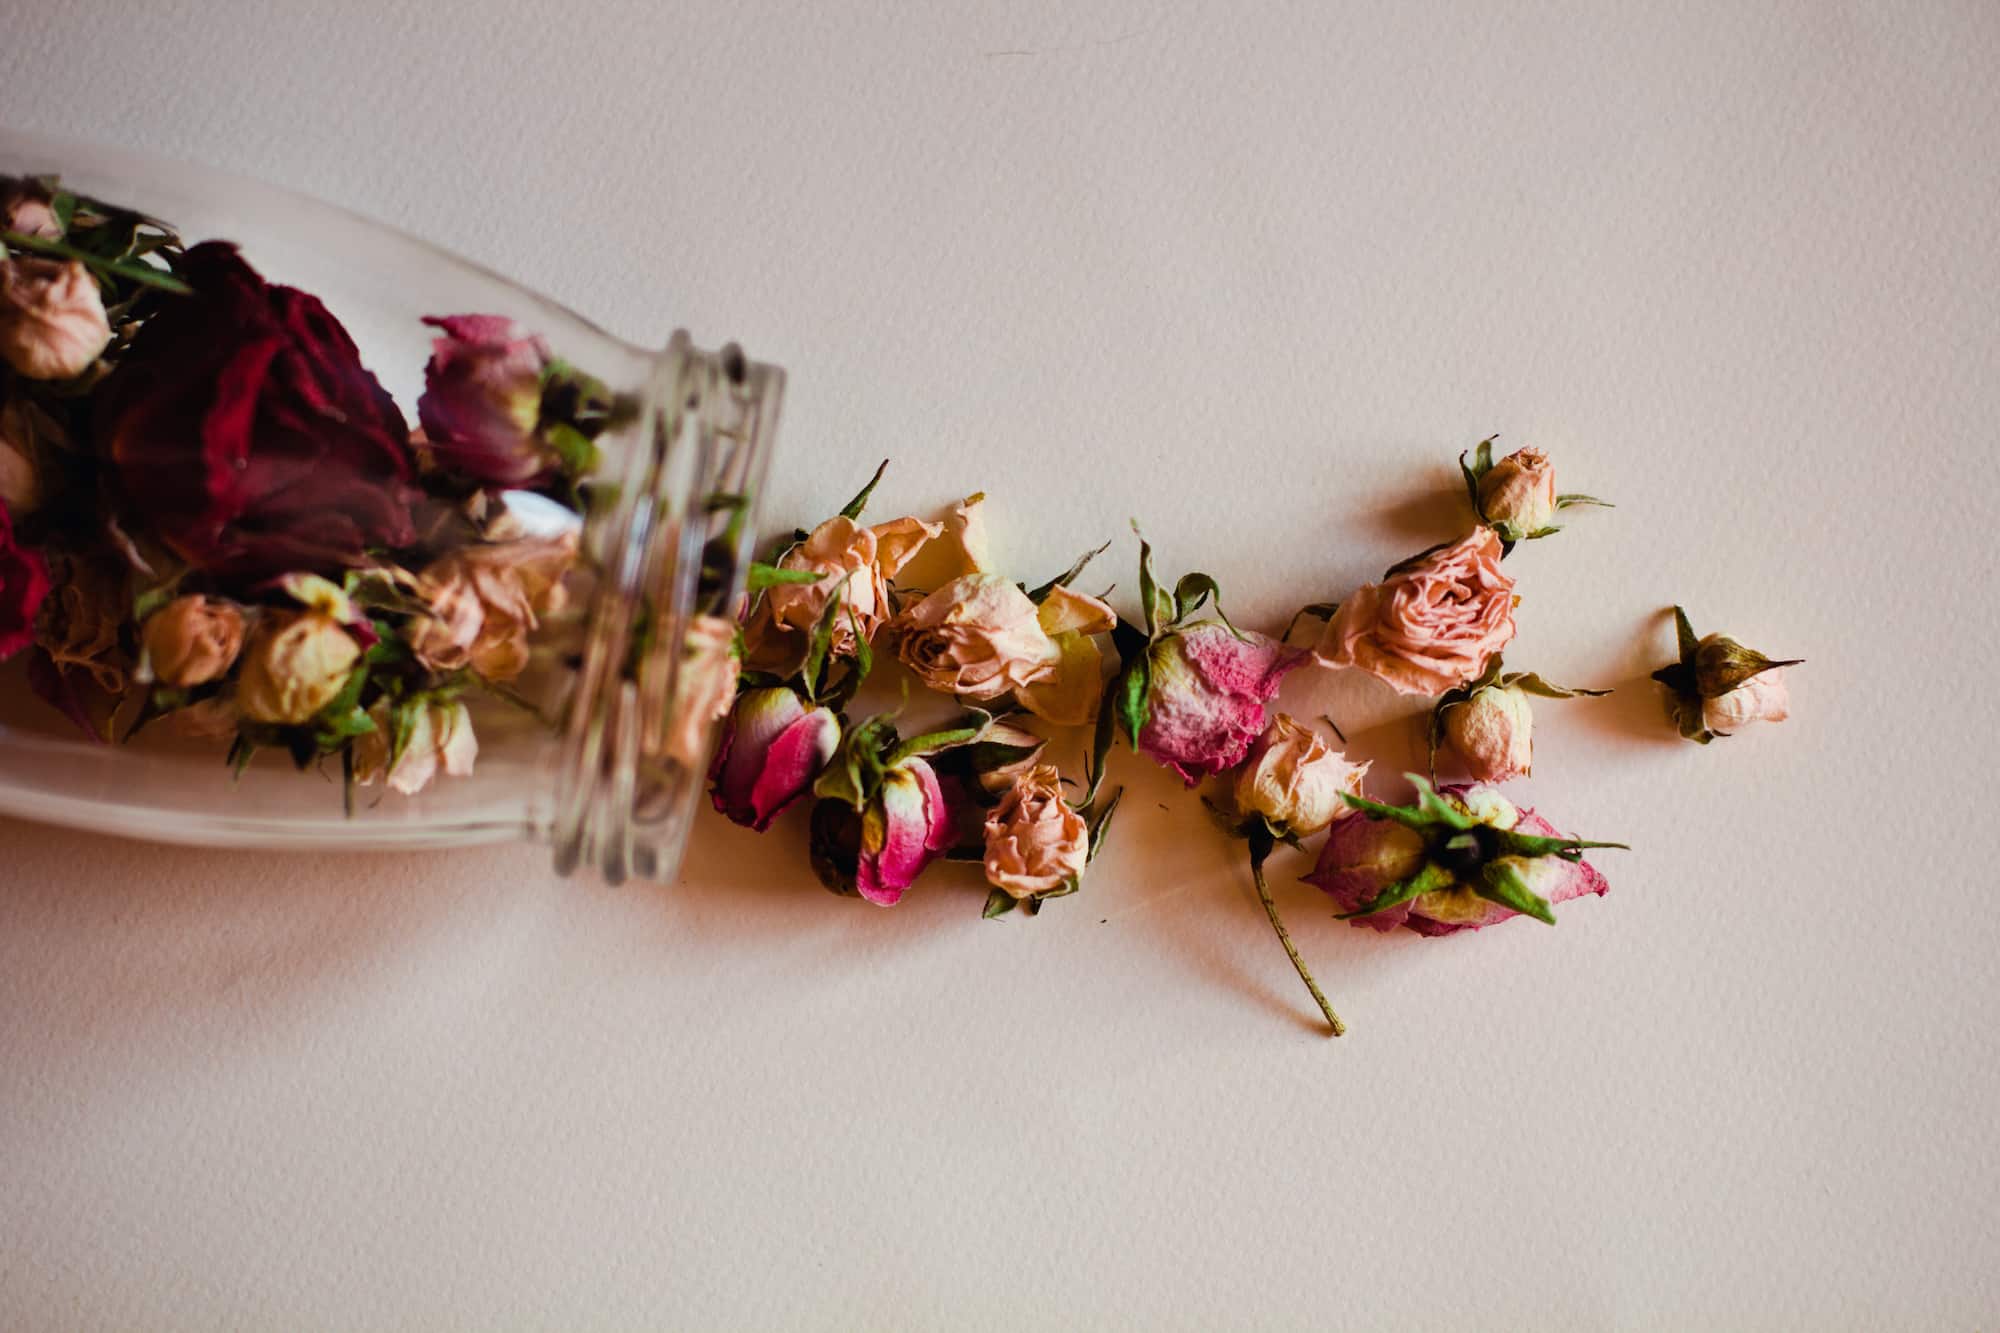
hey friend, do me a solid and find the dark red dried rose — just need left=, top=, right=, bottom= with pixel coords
left=0, top=497, right=51, bottom=660
left=96, top=242, right=420, bottom=580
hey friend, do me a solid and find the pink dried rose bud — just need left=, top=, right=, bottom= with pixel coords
left=982, top=764, right=1090, bottom=900
left=235, top=611, right=360, bottom=724
left=140, top=595, right=247, bottom=688
left=1140, top=623, right=1304, bottom=784
left=1313, top=527, right=1517, bottom=696
left=353, top=698, right=478, bottom=796
left=808, top=711, right=989, bottom=905
left=1306, top=779, right=1620, bottom=937
left=0, top=258, right=112, bottom=381
left=415, top=315, right=553, bottom=486
left=1651, top=606, right=1801, bottom=743
left=709, top=684, right=841, bottom=831
left=1232, top=713, right=1369, bottom=838
left=854, top=756, right=957, bottom=906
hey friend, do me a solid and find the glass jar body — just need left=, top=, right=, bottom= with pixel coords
left=0, top=130, right=779, bottom=882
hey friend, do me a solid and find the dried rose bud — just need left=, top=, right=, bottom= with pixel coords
left=709, top=685, right=841, bottom=831
left=0, top=258, right=112, bottom=381
left=1232, top=713, right=1368, bottom=837
left=236, top=611, right=360, bottom=724
left=1444, top=682, right=1534, bottom=782
left=141, top=595, right=246, bottom=688
left=353, top=698, right=478, bottom=796
left=1652, top=607, right=1801, bottom=743
left=891, top=573, right=1061, bottom=702
left=1, top=180, right=63, bottom=239
left=1477, top=446, right=1557, bottom=538
left=982, top=764, right=1089, bottom=900
left=1701, top=669, right=1790, bottom=735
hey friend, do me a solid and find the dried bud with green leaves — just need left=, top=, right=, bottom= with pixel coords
left=1427, top=655, right=1610, bottom=782
left=1651, top=606, right=1801, bottom=743
left=1459, top=436, right=1609, bottom=547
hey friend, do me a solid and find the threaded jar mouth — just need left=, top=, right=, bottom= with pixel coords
left=551, top=333, right=783, bottom=884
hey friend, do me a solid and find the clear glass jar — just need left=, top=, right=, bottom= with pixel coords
left=0, top=129, right=782, bottom=883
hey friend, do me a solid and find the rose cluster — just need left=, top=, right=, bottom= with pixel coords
left=2, top=176, right=613, bottom=801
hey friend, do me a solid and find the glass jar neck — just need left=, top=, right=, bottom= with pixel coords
left=548, top=333, right=783, bottom=883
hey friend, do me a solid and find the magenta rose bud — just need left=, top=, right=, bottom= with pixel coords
left=854, top=756, right=956, bottom=906
left=96, top=243, right=419, bottom=580
left=416, top=314, right=554, bottom=487
left=1139, top=622, right=1304, bottom=784
left=0, top=498, right=52, bottom=661
left=1306, top=782, right=1616, bottom=937
left=709, top=684, right=841, bottom=830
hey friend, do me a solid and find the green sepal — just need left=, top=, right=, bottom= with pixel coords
left=1133, top=524, right=1173, bottom=636
left=1116, top=653, right=1151, bottom=752
left=1, top=227, right=191, bottom=293
left=387, top=696, right=426, bottom=772
left=1026, top=539, right=1110, bottom=604
left=983, top=888, right=1018, bottom=919
left=1085, top=786, right=1123, bottom=864
left=1492, top=828, right=1629, bottom=859
left=1504, top=672, right=1611, bottom=700
left=1459, top=435, right=1498, bottom=514
left=814, top=713, right=898, bottom=810
left=744, top=562, right=825, bottom=593
left=314, top=661, right=372, bottom=728
left=799, top=570, right=856, bottom=701
left=1282, top=601, right=1340, bottom=643
left=225, top=733, right=256, bottom=783
left=1407, top=774, right=1477, bottom=830
left=1082, top=675, right=1119, bottom=807
left=838, top=459, right=890, bottom=521
left=1383, top=538, right=1456, bottom=580
left=1673, top=606, right=1700, bottom=667
left=543, top=421, right=599, bottom=477
left=1477, top=860, right=1556, bottom=925
left=885, top=709, right=991, bottom=768
left=1555, top=493, right=1612, bottom=510
left=1337, top=861, right=1455, bottom=920
left=1338, top=790, right=1441, bottom=834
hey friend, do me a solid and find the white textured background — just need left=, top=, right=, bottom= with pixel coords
left=3, top=2, right=1998, bottom=1328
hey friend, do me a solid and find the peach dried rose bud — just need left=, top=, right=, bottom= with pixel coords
left=0, top=257, right=112, bottom=381
left=140, top=595, right=247, bottom=688
left=1313, top=526, right=1516, bottom=696
left=982, top=764, right=1090, bottom=900
left=1651, top=606, right=1801, bottom=743
left=1458, top=436, right=1610, bottom=544
left=1430, top=660, right=1609, bottom=782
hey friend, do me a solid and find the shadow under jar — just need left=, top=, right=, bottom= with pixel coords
left=0, top=130, right=781, bottom=884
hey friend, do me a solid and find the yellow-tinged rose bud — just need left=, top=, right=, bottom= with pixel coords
left=1233, top=713, right=1369, bottom=836
left=236, top=611, right=359, bottom=724
left=141, top=595, right=246, bottom=687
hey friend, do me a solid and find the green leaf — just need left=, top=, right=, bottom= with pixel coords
left=1336, top=862, right=1454, bottom=920
left=1116, top=655, right=1151, bottom=752
left=838, top=459, right=890, bottom=521
left=745, top=562, right=824, bottom=592
left=1476, top=860, right=1556, bottom=925
left=1026, top=539, right=1111, bottom=603
left=983, top=888, right=1018, bottom=919
left=1085, top=786, right=1123, bottom=863
left=1673, top=606, right=1700, bottom=667
left=1555, top=493, right=1613, bottom=509
left=800, top=571, right=856, bottom=701
left=1505, top=672, right=1612, bottom=700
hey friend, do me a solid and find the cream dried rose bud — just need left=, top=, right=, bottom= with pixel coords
left=141, top=595, right=247, bottom=687
left=236, top=611, right=359, bottom=724
left=982, top=764, right=1090, bottom=900
left=0, top=258, right=112, bottom=380
left=1233, top=713, right=1370, bottom=837
left=353, top=698, right=478, bottom=795
left=1445, top=682, right=1535, bottom=782
left=1701, top=669, right=1790, bottom=735
left=892, top=573, right=1060, bottom=702
left=1, top=181, right=63, bottom=240
left=1477, top=446, right=1557, bottom=538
